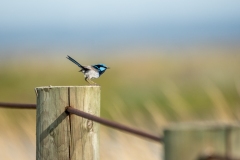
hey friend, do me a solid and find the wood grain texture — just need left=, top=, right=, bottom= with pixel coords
left=163, top=123, right=240, bottom=160
left=69, top=86, right=100, bottom=160
left=36, top=86, right=100, bottom=160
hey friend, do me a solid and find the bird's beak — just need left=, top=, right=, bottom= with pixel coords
left=107, top=67, right=110, bottom=69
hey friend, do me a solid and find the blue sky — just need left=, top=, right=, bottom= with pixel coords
left=0, top=0, right=240, bottom=50
left=1, top=1, right=240, bottom=28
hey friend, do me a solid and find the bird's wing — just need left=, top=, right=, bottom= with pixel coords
left=83, top=65, right=97, bottom=71
left=90, top=65, right=101, bottom=72
left=66, top=55, right=83, bottom=69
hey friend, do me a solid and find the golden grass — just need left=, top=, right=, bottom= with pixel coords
left=0, top=47, right=240, bottom=159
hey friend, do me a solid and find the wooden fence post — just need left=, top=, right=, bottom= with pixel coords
left=163, top=123, right=240, bottom=160
left=36, top=86, right=100, bottom=160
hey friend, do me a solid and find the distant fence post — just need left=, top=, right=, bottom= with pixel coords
left=163, top=123, right=240, bottom=160
left=36, top=86, right=100, bottom=160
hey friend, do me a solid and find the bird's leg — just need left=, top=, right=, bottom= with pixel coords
left=85, top=77, right=97, bottom=85
left=89, top=79, right=97, bottom=85
left=85, top=77, right=91, bottom=84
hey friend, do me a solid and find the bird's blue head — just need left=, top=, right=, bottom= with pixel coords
left=92, top=64, right=110, bottom=76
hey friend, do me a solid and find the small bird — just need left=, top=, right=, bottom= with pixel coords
left=66, top=55, right=110, bottom=85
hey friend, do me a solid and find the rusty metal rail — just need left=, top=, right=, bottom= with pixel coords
left=0, top=102, right=162, bottom=143
left=66, top=106, right=162, bottom=142
left=0, top=102, right=36, bottom=109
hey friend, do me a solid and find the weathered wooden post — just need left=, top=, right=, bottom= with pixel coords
left=163, top=123, right=240, bottom=160
left=36, top=86, right=100, bottom=160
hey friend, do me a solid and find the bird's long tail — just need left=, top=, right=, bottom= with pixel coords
left=66, top=55, right=83, bottom=68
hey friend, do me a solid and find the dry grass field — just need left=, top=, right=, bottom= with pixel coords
left=0, top=47, right=240, bottom=159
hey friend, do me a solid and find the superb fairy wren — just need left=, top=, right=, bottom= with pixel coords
left=66, top=55, right=110, bottom=85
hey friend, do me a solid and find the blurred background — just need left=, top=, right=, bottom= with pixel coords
left=0, top=1, right=240, bottom=159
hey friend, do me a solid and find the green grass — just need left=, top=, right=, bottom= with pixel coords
left=0, top=47, right=240, bottom=159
